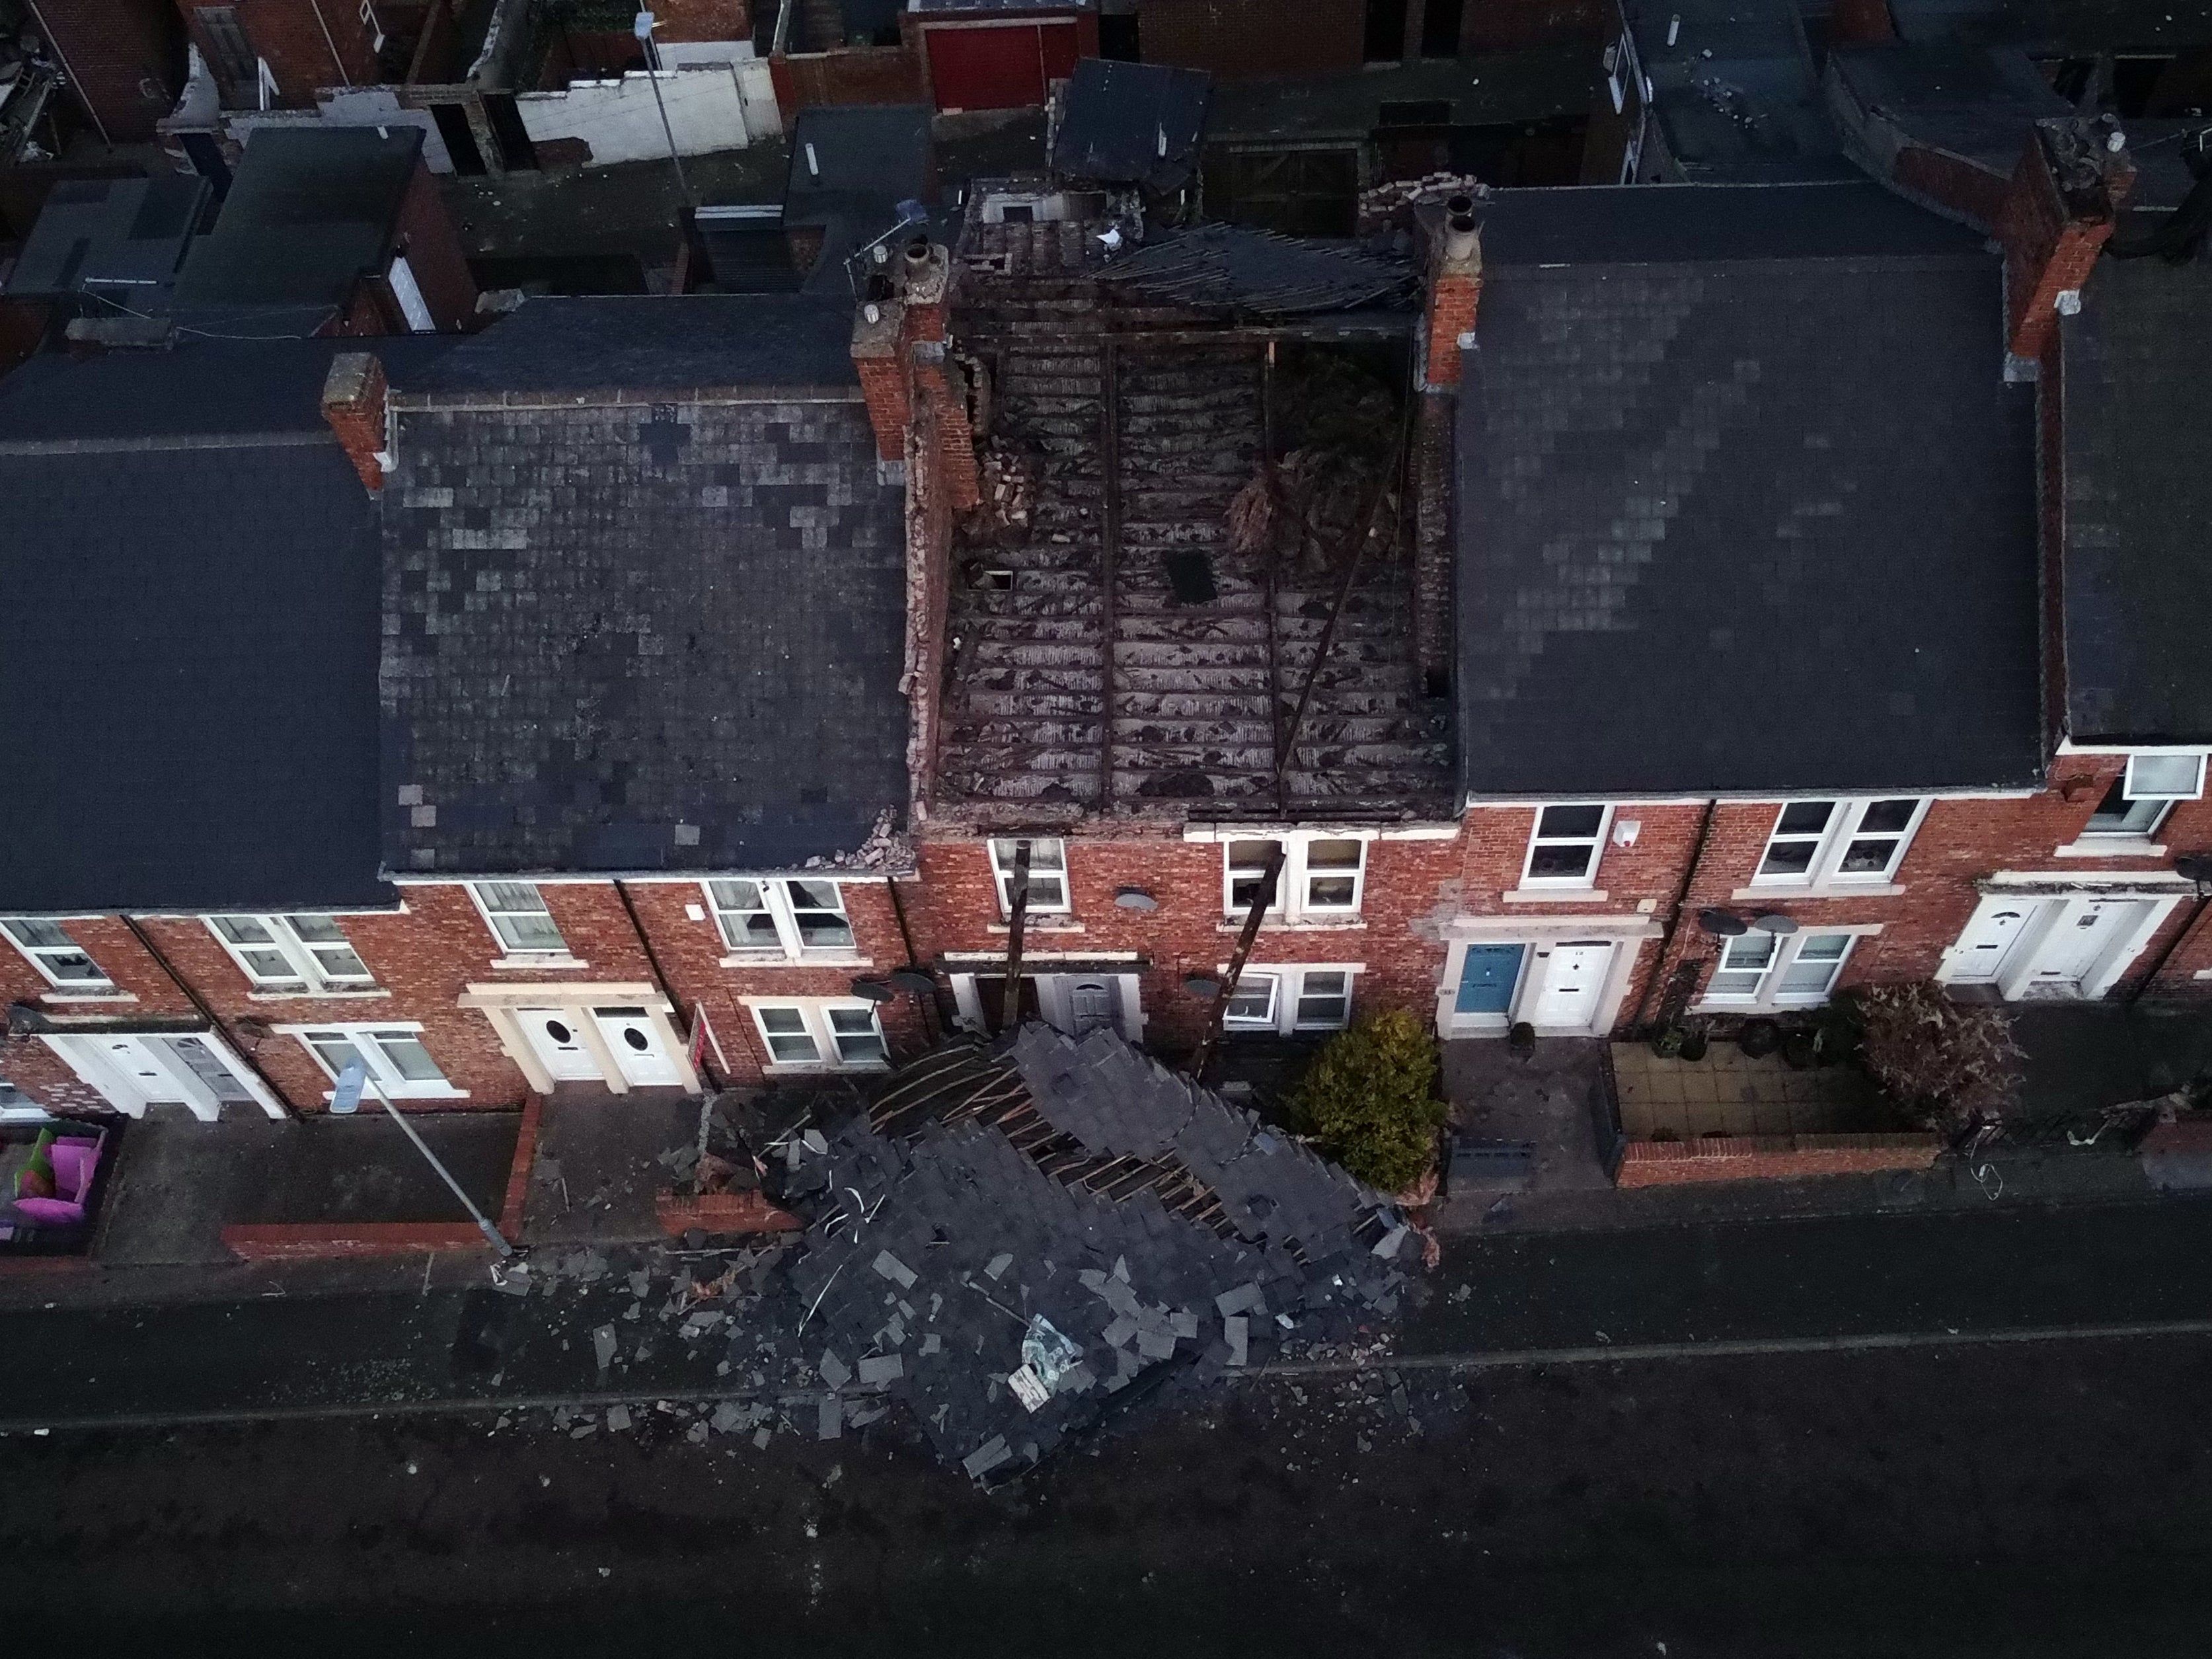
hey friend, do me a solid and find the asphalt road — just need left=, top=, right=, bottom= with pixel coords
left=5, top=1197, right=2212, bottom=1427
left=8, top=1332, right=2212, bottom=1656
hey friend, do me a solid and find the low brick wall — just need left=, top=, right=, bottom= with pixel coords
left=653, top=1188, right=802, bottom=1237
left=221, top=1222, right=491, bottom=1259
left=1617, top=1132, right=1942, bottom=1188
left=498, top=1095, right=543, bottom=1243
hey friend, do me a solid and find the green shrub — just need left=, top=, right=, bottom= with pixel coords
left=1289, top=1009, right=1447, bottom=1192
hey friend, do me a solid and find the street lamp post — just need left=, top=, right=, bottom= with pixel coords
left=330, top=1060, right=512, bottom=1257
left=634, top=11, right=696, bottom=213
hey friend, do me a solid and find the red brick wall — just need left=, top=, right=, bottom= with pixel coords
left=621, top=876, right=930, bottom=1085
left=1617, top=1132, right=1940, bottom=1186
left=648, top=0, right=750, bottom=42
left=769, top=44, right=927, bottom=110
left=1424, top=268, right=1479, bottom=387
left=180, top=0, right=383, bottom=106
left=0, top=915, right=196, bottom=1114
left=1457, top=0, right=1609, bottom=53
left=1893, top=144, right=2010, bottom=233
left=391, top=159, right=479, bottom=329
left=1137, top=0, right=1364, bottom=77
left=905, top=831, right=1463, bottom=1054
left=38, top=0, right=186, bottom=141
left=1995, top=128, right=2114, bottom=363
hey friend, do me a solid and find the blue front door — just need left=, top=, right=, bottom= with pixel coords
left=1455, top=943, right=1527, bottom=1015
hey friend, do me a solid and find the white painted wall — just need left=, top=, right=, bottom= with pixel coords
left=223, top=87, right=455, bottom=173
left=516, top=61, right=775, bottom=162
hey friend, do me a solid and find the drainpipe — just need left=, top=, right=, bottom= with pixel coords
left=118, top=915, right=291, bottom=1111
left=1626, top=798, right=1718, bottom=1034
left=1001, top=841, right=1031, bottom=1032
left=883, top=873, right=942, bottom=1043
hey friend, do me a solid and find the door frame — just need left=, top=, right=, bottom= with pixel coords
left=949, top=970, right=1145, bottom=1042
left=1437, top=916, right=1659, bottom=1038
left=42, top=1028, right=284, bottom=1120
left=459, top=982, right=697, bottom=1095
left=1938, top=882, right=2183, bottom=1002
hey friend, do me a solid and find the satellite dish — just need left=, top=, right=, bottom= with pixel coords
left=1697, top=908, right=1747, bottom=937
left=1114, top=888, right=1158, bottom=910
left=848, top=977, right=897, bottom=1002
left=1751, top=913, right=1800, bottom=935
left=1183, top=976, right=1221, bottom=999
left=2176, top=853, right=2212, bottom=885
left=888, top=968, right=937, bottom=995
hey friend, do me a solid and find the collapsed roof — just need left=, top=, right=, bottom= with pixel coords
left=779, top=1028, right=1415, bottom=1479
left=1050, top=58, right=1210, bottom=196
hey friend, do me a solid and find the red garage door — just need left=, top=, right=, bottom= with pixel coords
left=927, top=20, right=1080, bottom=111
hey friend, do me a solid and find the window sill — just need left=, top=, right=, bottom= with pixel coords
left=1213, top=917, right=1367, bottom=933
left=718, top=952, right=874, bottom=970
left=987, top=919, right=1083, bottom=933
left=2054, top=839, right=2167, bottom=859
left=490, top=956, right=588, bottom=972
left=1691, top=997, right=1831, bottom=1017
left=247, top=987, right=392, bottom=1002
left=1503, top=888, right=1609, bottom=904
left=1730, top=882, right=1906, bottom=901
left=760, top=1060, right=890, bottom=1077
left=319, top=1086, right=471, bottom=1102
left=38, top=990, right=136, bottom=1004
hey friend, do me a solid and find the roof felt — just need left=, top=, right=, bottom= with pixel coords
left=1626, top=0, right=1853, bottom=181
left=1825, top=42, right=2071, bottom=174
left=407, top=293, right=862, bottom=394
left=1456, top=193, right=2041, bottom=798
left=173, top=126, right=422, bottom=321
left=379, top=382, right=908, bottom=874
left=784, top=104, right=934, bottom=223
left=1101, top=223, right=1412, bottom=314
left=1049, top=59, right=1209, bottom=193
left=0, top=344, right=395, bottom=911
left=2059, top=253, right=2212, bottom=745
left=5, top=174, right=208, bottom=301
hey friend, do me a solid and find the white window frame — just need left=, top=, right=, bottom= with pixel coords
left=989, top=838, right=1070, bottom=915
left=206, top=914, right=375, bottom=993
left=705, top=878, right=858, bottom=962
left=286, top=1021, right=463, bottom=1100
left=1219, top=964, right=1359, bottom=1036
left=1747, top=798, right=1928, bottom=890
left=744, top=999, right=890, bottom=1071
left=1697, top=931, right=1860, bottom=1012
left=2123, top=751, right=2207, bottom=802
left=1520, top=804, right=1613, bottom=890
left=467, top=881, right=573, bottom=959
left=1221, top=835, right=1369, bottom=923
left=1, top=917, right=114, bottom=990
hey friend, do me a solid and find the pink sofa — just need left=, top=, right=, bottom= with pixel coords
left=11, top=1134, right=105, bottom=1227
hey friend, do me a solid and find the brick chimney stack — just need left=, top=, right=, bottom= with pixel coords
left=1424, top=196, right=1483, bottom=389
left=1997, top=118, right=2134, bottom=366
left=851, top=237, right=981, bottom=508
left=852, top=291, right=910, bottom=465
left=321, top=351, right=389, bottom=492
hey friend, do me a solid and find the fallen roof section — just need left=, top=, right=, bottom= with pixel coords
left=1050, top=58, right=1210, bottom=194
left=1101, top=223, right=1413, bottom=315
left=778, top=1028, right=1413, bottom=1479
left=1456, top=184, right=2042, bottom=798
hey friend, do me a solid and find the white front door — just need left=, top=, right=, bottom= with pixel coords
left=43, top=1032, right=268, bottom=1120
left=591, top=1007, right=683, bottom=1087
left=517, top=1009, right=603, bottom=1082
left=2024, top=898, right=2142, bottom=994
left=1948, top=898, right=2035, bottom=984
left=1065, top=978, right=1118, bottom=1036
left=1529, top=941, right=1614, bottom=1030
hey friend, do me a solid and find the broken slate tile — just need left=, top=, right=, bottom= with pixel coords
left=1225, top=1315, right=1249, bottom=1368
left=1101, top=1315, right=1137, bottom=1348
left=1137, top=1328, right=1176, bottom=1361
left=818, top=1398, right=843, bottom=1440
left=872, top=1251, right=917, bottom=1290
left=607, top=1405, right=632, bottom=1432
left=753, top=1426, right=773, bottom=1449
left=984, top=1253, right=1014, bottom=1281
left=961, top=1435, right=1011, bottom=1480
left=856, top=1354, right=904, bottom=1386
left=592, top=1325, right=617, bottom=1371
left=820, top=1350, right=853, bottom=1389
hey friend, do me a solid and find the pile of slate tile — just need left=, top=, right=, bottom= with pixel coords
left=777, top=1026, right=1417, bottom=1481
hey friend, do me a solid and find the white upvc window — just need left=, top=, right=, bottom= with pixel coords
left=1521, top=804, right=1611, bottom=888
left=1, top=918, right=112, bottom=989
left=1221, top=965, right=1357, bottom=1036
left=469, top=881, right=570, bottom=956
left=706, top=878, right=857, bottom=959
left=1750, top=798, right=1926, bottom=887
left=208, top=915, right=374, bottom=991
left=989, top=838, right=1069, bottom=914
left=2082, top=753, right=2205, bottom=839
left=746, top=1000, right=889, bottom=1069
left=293, top=1022, right=456, bottom=1098
left=1702, top=931, right=1857, bottom=1009
left=1222, top=836, right=1368, bottom=921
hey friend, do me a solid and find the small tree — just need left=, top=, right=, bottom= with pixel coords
left=1839, top=982, right=2024, bottom=1132
left=1289, top=1009, right=1447, bottom=1192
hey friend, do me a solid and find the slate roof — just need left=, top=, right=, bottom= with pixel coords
left=778, top=1028, right=1406, bottom=1479
left=379, top=298, right=909, bottom=874
left=1456, top=184, right=2042, bottom=798
left=173, top=126, right=422, bottom=327
left=2059, top=252, right=2212, bottom=746
left=0, top=340, right=423, bottom=912
left=1049, top=59, right=1209, bottom=194
left=1890, top=0, right=2212, bottom=55
left=1101, top=223, right=1413, bottom=315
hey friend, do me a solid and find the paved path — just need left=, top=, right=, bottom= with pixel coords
left=5, top=1196, right=2211, bottom=1430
